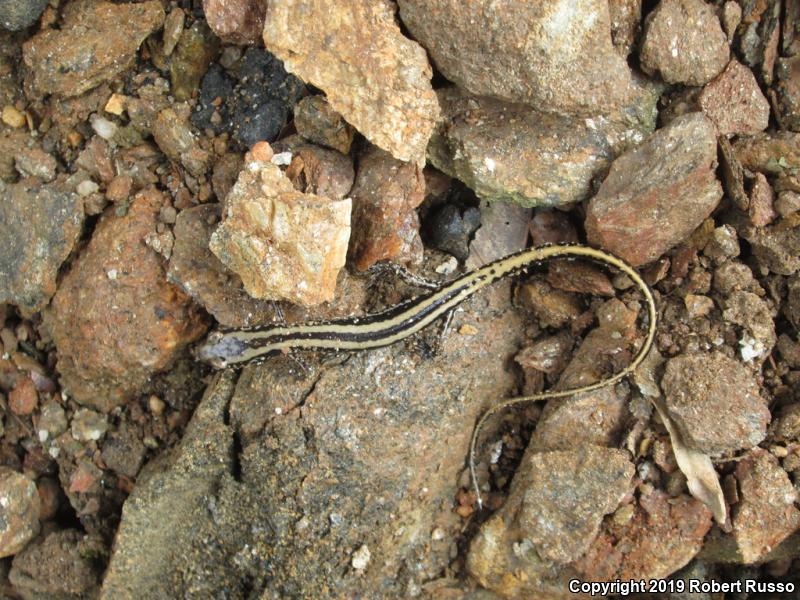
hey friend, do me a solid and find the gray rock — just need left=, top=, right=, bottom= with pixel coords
left=428, top=85, right=659, bottom=208
left=0, top=0, right=47, bottom=31
left=102, top=283, right=526, bottom=597
left=398, top=0, right=640, bottom=116
left=0, top=177, right=84, bottom=314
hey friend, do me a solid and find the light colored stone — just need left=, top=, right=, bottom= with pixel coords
left=0, top=468, right=40, bottom=558
left=204, top=0, right=266, bottom=45
left=209, top=159, right=352, bottom=305
left=263, top=0, right=439, bottom=165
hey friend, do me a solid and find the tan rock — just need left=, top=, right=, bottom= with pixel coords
left=22, top=1, right=165, bottom=97
left=398, top=0, right=639, bottom=117
left=209, top=159, right=352, bottom=305
left=263, top=0, right=439, bottom=165
left=0, top=468, right=40, bottom=558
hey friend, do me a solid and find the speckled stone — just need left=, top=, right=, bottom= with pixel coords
left=0, top=467, right=40, bottom=558
left=263, top=0, right=439, bottom=165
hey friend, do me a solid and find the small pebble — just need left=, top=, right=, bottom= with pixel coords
left=104, top=94, right=126, bottom=116
left=271, top=151, right=292, bottom=166
left=105, top=175, right=133, bottom=203
left=90, top=115, right=118, bottom=141
left=77, top=180, right=100, bottom=197
left=38, top=402, right=68, bottom=439
left=70, top=408, right=108, bottom=442
left=148, top=395, right=165, bottom=416
left=458, top=324, right=478, bottom=336
left=351, top=544, right=371, bottom=571
left=8, top=377, right=37, bottom=416
left=2, top=105, right=26, bottom=128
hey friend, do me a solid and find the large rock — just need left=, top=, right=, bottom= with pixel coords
left=398, top=0, right=639, bottom=116
left=586, top=112, right=722, bottom=266
left=428, top=86, right=659, bottom=208
left=46, top=189, right=207, bottom=412
left=0, top=468, right=40, bottom=558
left=263, top=0, right=439, bottom=165
left=0, top=177, right=83, bottom=314
left=22, top=1, right=164, bottom=97
left=101, top=283, right=525, bottom=597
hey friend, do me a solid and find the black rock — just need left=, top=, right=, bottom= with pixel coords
left=193, top=49, right=304, bottom=148
left=0, top=0, right=47, bottom=30
left=422, top=204, right=481, bottom=261
left=191, top=64, right=235, bottom=133
left=233, top=99, right=289, bottom=148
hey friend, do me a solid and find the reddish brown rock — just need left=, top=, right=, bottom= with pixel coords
left=586, top=113, right=722, bottom=266
left=661, top=352, right=769, bottom=455
left=203, top=0, right=267, bottom=45
left=517, top=280, right=583, bottom=329
left=209, top=159, right=351, bottom=306
left=294, top=95, right=356, bottom=155
left=546, top=260, right=615, bottom=297
left=278, top=140, right=355, bottom=201
left=348, top=145, right=424, bottom=271
left=731, top=449, right=800, bottom=563
left=22, top=1, right=165, bottom=97
left=748, top=172, right=777, bottom=226
left=575, top=490, right=712, bottom=580
left=640, top=0, right=729, bottom=86
left=263, top=0, right=439, bottom=165
left=699, top=60, right=770, bottom=135
left=0, top=177, right=84, bottom=314
left=609, top=0, right=642, bottom=57
left=8, top=376, right=37, bottom=416
left=532, top=299, right=640, bottom=450
left=46, top=189, right=207, bottom=412
left=398, top=0, right=640, bottom=116
left=167, top=204, right=279, bottom=328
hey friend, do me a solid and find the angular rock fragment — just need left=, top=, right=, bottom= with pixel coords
left=264, top=0, right=439, bottom=165
left=9, top=529, right=102, bottom=597
left=0, top=0, right=48, bottom=31
left=294, top=95, right=356, bottom=155
left=575, top=490, right=712, bottom=580
left=398, top=0, right=640, bottom=116
left=661, top=352, right=769, bottom=455
left=698, top=60, right=771, bottom=135
left=203, top=0, right=267, bottom=45
left=0, top=467, right=40, bottom=558
left=429, top=86, right=658, bottom=208
left=46, top=190, right=207, bottom=412
left=640, top=0, right=729, bottom=86
left=467, top=448, right=634, bottom=596
left=348, top=145, right=424, bottom=271
left=731, top=449, right=800, bottom=563
left=774, top=55, right=800, bottom=131
left=153, top=107, right=211, bottom=178
left=168, top=204, right=279, bottom=328
left=169, top=20, right=219, bottom=102
left=586, top=113, right=722, bottom=266
left=0, top=177, right=84, bottom=313
left=277, top=138, right=355, bottom=201
left=22, top=1, right=165, bottom=97
left=209, top=158, right=351, bottom=305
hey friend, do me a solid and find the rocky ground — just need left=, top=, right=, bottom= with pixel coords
left=0, top=0, right=798, bottom=598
